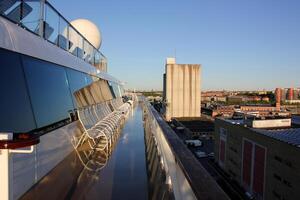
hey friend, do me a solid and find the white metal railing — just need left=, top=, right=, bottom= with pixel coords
left=143, top=99, right=229, bottom=200
left=143, top=102, right=197, bottom=200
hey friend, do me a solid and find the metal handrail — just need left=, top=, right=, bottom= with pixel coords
left=143, top=99, right=230, bottom=200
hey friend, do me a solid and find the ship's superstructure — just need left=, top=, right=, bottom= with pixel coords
left=0, top=1, right=130, bottom=199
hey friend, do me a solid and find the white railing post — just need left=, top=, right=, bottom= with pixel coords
left=0, top=133, right=13, bottom=200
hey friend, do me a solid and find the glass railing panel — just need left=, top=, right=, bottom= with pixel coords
left=77, top=35, right=84, bottom=59
left=1, top=0, right=22, bottom=23
left=68, top=26, right=79, bottom=57
left=20, top=0, right=40, bottom=34
left=90, top=48, right=96, bottom=65
left=94, top=51, right=100, bottom=66
left=44, top=3, right=59, bottom=44
left=83, top=40, right=90, bottom=61
left=83, top=40, right=94, bottom=64
left=69, top=27, right=84, bottom=59
left=0, top=0, right=20, bottom=15
left=58, top=17, right=69, bottom=50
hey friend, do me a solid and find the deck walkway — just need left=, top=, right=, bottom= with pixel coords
left=21, top=104, right=148, bottom=200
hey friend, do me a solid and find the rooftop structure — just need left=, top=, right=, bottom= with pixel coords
left=215, top=117, right=300, bottom=200
left=163, top=58, right=201, bottom=121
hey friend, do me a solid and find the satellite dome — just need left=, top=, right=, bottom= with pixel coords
left=70, top=19, right=102, bottom=49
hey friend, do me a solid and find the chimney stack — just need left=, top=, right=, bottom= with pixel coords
left=275, top=88, right=281, bottom=110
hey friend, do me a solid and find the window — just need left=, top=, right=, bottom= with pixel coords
left=272, top=190, right=281, bottom=199
left=108, top=81, right=122, bottom=98
left=0, top=48, right=36, bottom=132
left=228, top=157, right=238, bottom=167
left=229, top=146, right=238, bottom=153
left=284, top=160, right=293, bottom=168
left=108, top=81, right=116, bottom=98
left=275, top=155, right=293, bottom=168
left=228, top=169, right=236, bottom=178
left=273, top=173, right=282, bottom=181
left=66, top=68, right=92, bottom=107
left=22, top=56, right=74, bottom=128
left=274, top=155, right=283, bottom=163
left=283, top=179, right=292, bottom=188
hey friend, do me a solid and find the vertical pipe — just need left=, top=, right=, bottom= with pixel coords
left=38, top=0, right=46, bottom=37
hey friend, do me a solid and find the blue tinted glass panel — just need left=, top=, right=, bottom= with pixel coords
left=22, top=56, right=74, bottom=128
left=44, top=4, right=59, bottom=43
left=109, top=82, right=121, bottom=98
left=108, top=82, right=116, bottom=98
left=58, top=17, right=69, bottom=50
left=113, top=84, right=121, bottom=97
left=21, top=0, right=40, bottom=34
left=0, top=49, right=36, bottom=132
left=66, top=68, right=92, bottom=107
left=3, top=1, right=22, bottom=23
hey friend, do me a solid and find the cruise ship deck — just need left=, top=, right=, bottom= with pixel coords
left=21, top=104, right=148, bottom=200
left=0, top=1, right=229, bottom=199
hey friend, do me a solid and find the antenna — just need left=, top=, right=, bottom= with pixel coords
left=174, top=48, right=177, bottom=59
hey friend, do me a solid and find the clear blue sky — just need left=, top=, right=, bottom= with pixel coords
left=50, top=0, right=300, bottom=91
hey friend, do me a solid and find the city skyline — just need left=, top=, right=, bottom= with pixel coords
left=50, top=0, right=300, bottom=90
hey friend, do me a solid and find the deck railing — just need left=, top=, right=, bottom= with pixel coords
left=0, top=0, right=107, bottom=71
left=143, top=98, right=229, bottom=200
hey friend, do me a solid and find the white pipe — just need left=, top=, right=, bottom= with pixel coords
left=10, top=145, right=35, bottom=154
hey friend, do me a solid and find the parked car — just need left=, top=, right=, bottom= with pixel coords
left=208, top=152, right=215, bottom=157
left=195, top=151, right=207, bottom=158
left=185, top=139, right=202, bottom=147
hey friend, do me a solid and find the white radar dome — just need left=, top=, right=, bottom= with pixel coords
left=70, top=19, right=102, bottom=49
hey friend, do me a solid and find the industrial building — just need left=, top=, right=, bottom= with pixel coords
left=163, top=58, right=201, bottom=121
left=214, top=115, right=300, bottom=200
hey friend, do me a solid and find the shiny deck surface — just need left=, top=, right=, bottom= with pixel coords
left=21, top=105, right=148, bottom=200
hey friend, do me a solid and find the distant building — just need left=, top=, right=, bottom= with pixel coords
left=261, top=96, right=270, bottom=102
left=227, top=96, right=246, bottom=103
left=212, top=106, right=235, bottom=117
left=275, top=88, right=281, bottom=108
left=163, top=58, right=201, bottom=121
left=240, top=105, right=278, bottom=115
left=275, top=87, right=300, bottom=102
left=214, top=116, right=300, bottom=200
left=287, top=88, right=294, bottom=100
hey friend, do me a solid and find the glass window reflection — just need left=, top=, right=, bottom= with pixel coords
left=66, top=68, right=92, bottom=108
left=23, top=56, right=74, bottom=128
left=0, top=49, right=36, bottom=132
